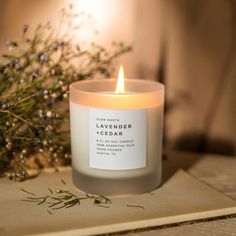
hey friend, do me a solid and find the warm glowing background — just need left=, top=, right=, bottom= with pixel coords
left=0, top=0, right=235, bottom=155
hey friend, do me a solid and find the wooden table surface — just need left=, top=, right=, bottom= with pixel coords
left=126, top=151, right=236, bottom=236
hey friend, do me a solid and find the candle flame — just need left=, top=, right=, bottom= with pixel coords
left=116, top=66, right=125, bottom=94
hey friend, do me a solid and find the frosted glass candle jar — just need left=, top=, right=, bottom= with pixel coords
left=70, top=79, right=164, bottom=195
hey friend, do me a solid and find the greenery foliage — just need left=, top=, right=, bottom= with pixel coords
left=0, top=6, right=131, bottom=180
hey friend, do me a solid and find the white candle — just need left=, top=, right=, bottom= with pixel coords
left=69, top=68, right=164, bottom=195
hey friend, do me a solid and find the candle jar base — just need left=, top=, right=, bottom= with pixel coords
left=72, top=168, right=161, bottom=195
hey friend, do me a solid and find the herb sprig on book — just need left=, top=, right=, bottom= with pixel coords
left=21, top=187, right=112, bottom=214
left=21, top=179, right=145, bottom=214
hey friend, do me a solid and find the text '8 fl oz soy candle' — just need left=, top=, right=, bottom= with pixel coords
left=69, top=66, right=164, bottom=195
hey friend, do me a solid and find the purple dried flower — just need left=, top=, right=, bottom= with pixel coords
left=23, top=24, right=29, bottom=34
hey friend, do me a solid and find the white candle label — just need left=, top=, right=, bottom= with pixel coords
left=89, top=108, right=147, bottom=170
